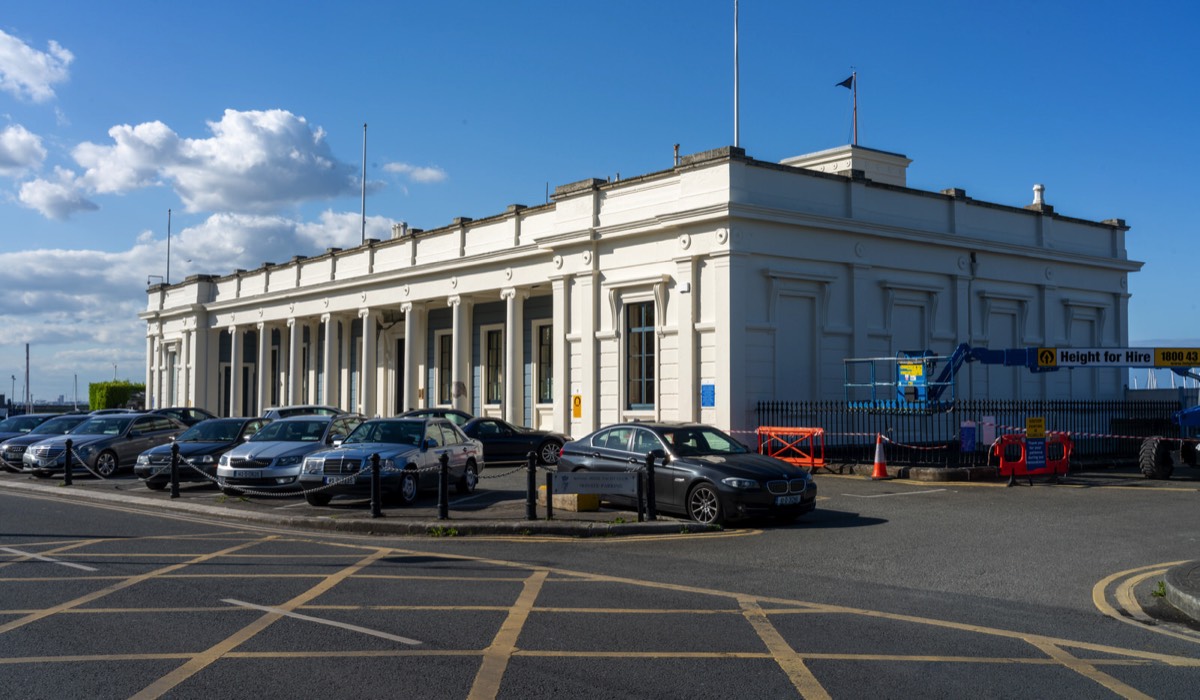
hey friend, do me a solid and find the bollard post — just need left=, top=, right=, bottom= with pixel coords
left=525, top=451, right=537, bottom=521
left=170, top=441, right=180, bottom=499
left=545, top=472, right=554, bottom=520
left=63, top=438, right=73, bottom=486
left=644, top=452, right=657, bottom=521
left=636, top=473, right=644, bottom=523
left=370, top=453, right=383, bottom=518
left=438, top=452, right=450, bottom=520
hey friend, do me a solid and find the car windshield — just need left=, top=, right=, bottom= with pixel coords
left=72, top=416, right=135, bottom=436
left=250, top=419, right=328, bottom=442
left=178, top=420, right=244, bottom=442
left=345, top=421, right=423, bottom=446
left=0, top=415, right=48, bottom=433
left=31, top=416, right=89, bottom=435
left=659, top=426, right=749, bottom=456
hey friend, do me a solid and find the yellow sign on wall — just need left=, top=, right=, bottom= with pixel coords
left=572, top=394, right=582, bottom=419
left=1025, top=416, right=1046, bottom=439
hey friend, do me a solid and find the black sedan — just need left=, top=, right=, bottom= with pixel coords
left=399, top=408, right=473, bottom=427
left=461, top=417, right=569, bottom=466
left=557, top=421, right=817, bottom=525
left=23, top=413, right=186, bottom=477
left=0, top=413, right=91, bottom=472
left=150, top=406, right=218, bottom=427
left=134, top=417, right=270, bottom=490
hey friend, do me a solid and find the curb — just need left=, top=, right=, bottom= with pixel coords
left=1163, top=560, right=1200, bottom=625
left=0, top=480, right=700, bottom=538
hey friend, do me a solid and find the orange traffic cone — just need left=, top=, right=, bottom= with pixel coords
left=871, top=434, right=892, bottom=480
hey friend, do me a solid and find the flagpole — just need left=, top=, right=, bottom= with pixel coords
left=733, top=0, right=739, bottom=148
left=360, top=123, right=367, bottom=245
left=852, top=70, right=858, bottom=146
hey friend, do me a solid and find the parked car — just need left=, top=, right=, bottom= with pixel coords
left=23, top=413, right=187, bottom=477
left=557, top=422, right=818, bottom=525
left=134, top=417, right=270, bottom=490
left=260, top=405, right=343, bottom=419
left=90, top=408, right=138, bottom=415
left=0, top=413, right=92, bottom=472
left=461, top=417, right=569, bottom=466
left=0, top=413, right=59, bottom=442
left=399, top=408, right=473, bottom=427
left=216, top=414, right=363, bottom=494
left=298, top=417, right=481, bottom=506
left=150, top=406, right=217, bottom=427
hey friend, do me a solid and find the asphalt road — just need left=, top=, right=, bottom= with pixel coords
left=2, top=469, right=1199, bottom=698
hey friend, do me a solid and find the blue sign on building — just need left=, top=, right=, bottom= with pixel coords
left=701, top=383, right=716, bottom=408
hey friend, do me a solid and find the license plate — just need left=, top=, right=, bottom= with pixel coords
left=775, top=495, right=802, bottom=506
left=325, top=475, right=352, bottom=485
left=39, top=457, right=57, bottom=466
left=234, top=470, right=260, bottom=478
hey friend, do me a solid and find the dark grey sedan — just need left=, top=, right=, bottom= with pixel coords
left=557, top=422, right=817, bottom=526
left=23, top=413, right=186, bottom=477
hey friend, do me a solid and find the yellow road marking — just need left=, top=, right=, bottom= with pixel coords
left=130, top=547, right=392, bottom=700
left=1115, top=569, right=1165, bottom=624
left=1093, top=561, right=1200, bottom=646
left=468, top=569, right=548, bottom=700
left=1026, top=639, right=1153, bottom=700
left=740, top=598, right=831, bottom=699
left=0, top=539, right=106, bottom=570
left=0, top=537, right=273, bottom=635
left=222, top=598, right=421, bottom=645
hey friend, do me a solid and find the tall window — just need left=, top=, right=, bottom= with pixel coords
left=626, top=301, right=655, bottom=410
left=485, top=328, right=503, bottom=405
left=437, top=333, right=453, bottom=405
left=537, top=323, right=553, bottom=404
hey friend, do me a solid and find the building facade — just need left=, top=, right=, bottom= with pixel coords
left=140, top=145, right=1142, bottom=434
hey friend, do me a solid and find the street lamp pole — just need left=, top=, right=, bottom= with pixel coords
left=113, top=363, right=118, bottom=381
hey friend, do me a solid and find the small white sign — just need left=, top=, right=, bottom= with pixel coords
left=552, top=472, right=638, bottom=496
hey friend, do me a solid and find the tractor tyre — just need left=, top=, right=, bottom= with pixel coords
left=1138, top=437, right=1174, bottom=480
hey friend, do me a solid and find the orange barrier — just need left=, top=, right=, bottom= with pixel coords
left=993, top=432, right=1073, bottom=478
left=757, top=426, right=827, bottom=472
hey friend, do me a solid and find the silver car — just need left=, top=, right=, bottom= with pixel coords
left=298, top=417, right=482, bottom=506
left=216, top=414, right=362, bottom=494
left=23, top=413, right=186, bottom=477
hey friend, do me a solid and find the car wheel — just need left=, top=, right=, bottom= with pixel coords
left=145, top=479, right=168, bottom=491
left=538, top=440, right=562, bottom=465
left=305, top=492, right=332, bottom=506
left=456, top=462, right=478, bottom=495
left=94, top=450, right=119, bottom=477
left=687, top=483, right=724, bottom=525
left=398, top=469, right=419, bottom=506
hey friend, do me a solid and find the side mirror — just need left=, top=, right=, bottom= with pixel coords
left=332, top=438, right=344, bottom=448
left=422, top=437, right=437, bottom=451
left=328, top=434, right=345, bottom=445
left=650, top=448, right=668, bottom=465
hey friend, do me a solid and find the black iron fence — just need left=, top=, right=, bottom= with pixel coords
left=755, top=399, right=1184, bottom=468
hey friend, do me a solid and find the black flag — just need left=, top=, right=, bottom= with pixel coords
left=836, top=75, right=854, bottom=89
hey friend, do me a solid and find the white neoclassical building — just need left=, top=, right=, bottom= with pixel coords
left=140, top=144, right=1141, bottom=434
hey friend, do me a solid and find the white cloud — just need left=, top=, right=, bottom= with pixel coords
left=16, top=166, right=97, bottom=219
left=0, top=29, right=73, bottom=103
left=20, top=109, right=360, bottom=219
left=0, top=123, right=46, bottom=176
left=383, top=161, right=448, bottom=183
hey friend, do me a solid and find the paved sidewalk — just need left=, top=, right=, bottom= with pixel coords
left=0, top=470, right=697, bottom=537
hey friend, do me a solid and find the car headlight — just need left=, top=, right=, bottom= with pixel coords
left=76, top=445, right=97, bottom=458
left=275, top=455, right=302, bottom=467
left=195, top=455, right=215, bottom=464
left=136, top=454, right=150, bottom=465
left=218, top=454, right=230, bottom=466
left=302, top=457, right=323, bottom=474
left=721, top=477, right=758, bottom=490
left=381, top=458, right=397, bottom=472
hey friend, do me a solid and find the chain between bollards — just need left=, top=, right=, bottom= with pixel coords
left=370, top=453, right=383, bottom=518
left=63, top=438, right=73, bottom=486
left=170, top=441, right=181, bottom=499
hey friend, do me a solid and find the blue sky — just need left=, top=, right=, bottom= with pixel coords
left=1, top=1, right=1197, bottom=403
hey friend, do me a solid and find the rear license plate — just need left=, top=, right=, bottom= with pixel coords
left=234, top=470, right=260, bottom=478
left=775, top=495, right=802, bottom=506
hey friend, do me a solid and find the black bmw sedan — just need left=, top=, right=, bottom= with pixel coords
left=557, top=422, right=817, bottom=525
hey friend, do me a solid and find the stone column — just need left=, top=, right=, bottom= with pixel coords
left=359, top=309, right=377, bottom=416
left=551, top=277, right=569, bottom=434
left=228, top=326, right=243, bottom=417
left=287, top=318, right=301, bottom=406
left=449, top=296, right=469, bottom=413
left=256, top=322, right=270, bottom=415
left=181, top=330, right=193, bottom=407
left=502, top=288, right=525, bottom=425
left=321, top=314, right=335, bottom=409
left=675, top=257, right=697, bottom=422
